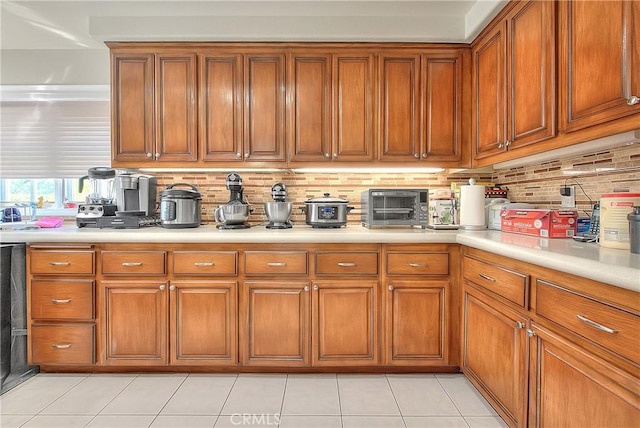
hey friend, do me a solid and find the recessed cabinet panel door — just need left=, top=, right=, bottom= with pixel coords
left=560, top=0, right=640, bottom=131
left=102, top=281, right=167, bottom=365
left=509, top=0, right=555, bottom=147
left=530, top=324, right=640, bottom=428
left=386, top=282, right=446, bottom=364
left=379, top=55, right=420, bottom=161
left=170, top=281, right=237, bottom=365
left=245, top=54, right=286, bottom=161
left=473, top=22, right=507, bottom=160
left=199, top=54, right=243, bottom=162
left=463, top=288, right=527, bottom=426
left=155, top=54, right=197, bottom=162
left=111, top=54, right=154, bottom=162
left=424, top=55, right=462, bottom=161
left=288, top=53, right=332, bottom=162
left=241, top=281, right=310, bottom=366
left=313, top=281, right=378, bottom=365
left=333, top=55, right=375, bottom=161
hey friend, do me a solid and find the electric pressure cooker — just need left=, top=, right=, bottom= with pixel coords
left=160, top=183, right=202, bottom=228
left=302, top=193, right=353, bottom=228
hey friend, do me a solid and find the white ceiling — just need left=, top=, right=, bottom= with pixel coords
left=1, top=0, right=508, bottom=48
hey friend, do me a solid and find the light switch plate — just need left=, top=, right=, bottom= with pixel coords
left=561, top=186, right=575, bottom=208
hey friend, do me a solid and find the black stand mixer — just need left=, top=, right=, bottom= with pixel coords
left=214, top=173, right=251, bottom=230
left=265, top=183, right=293, bottom=229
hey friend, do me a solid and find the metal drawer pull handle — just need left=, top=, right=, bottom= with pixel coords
left=121, top=262, right=142, bottom=267
left=49, top=262, right=70, bottom=266
left=52, top=343, right=71, bottom=349
left=409, top=263, right=427, bottom=267
left=267, top=262, right=287, bottom=267
left=576, top=315, right=618, bottom=334
left=194, top=262, right=214, bottom=267
left=51, top=299, right=71, bottom=304
left=479, top=273, right=496, bottom=282
left=338, top=262, right=356, bottom=267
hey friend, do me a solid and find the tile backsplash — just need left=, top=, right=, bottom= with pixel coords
left=155, top=144, right=639, bottom=225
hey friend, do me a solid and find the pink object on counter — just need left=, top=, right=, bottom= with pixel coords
left=35, top=217, right=64, bottom=228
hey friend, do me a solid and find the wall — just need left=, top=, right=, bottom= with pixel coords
left=154, top=144, right=639, bottom=226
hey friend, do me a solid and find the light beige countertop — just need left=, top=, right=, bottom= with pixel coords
left=2, top=225, right=638, bottom=292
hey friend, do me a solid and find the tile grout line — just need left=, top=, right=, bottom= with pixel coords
left=147, top=373, right=190, bottom=427
left=384, top=374, right=408, bottom=428
left=83, top=373, right=140, bottom=428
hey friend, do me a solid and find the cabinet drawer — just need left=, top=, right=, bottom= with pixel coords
left=30, top=251, right=94, bottom=275
left=316, top=252, right=378, bottom=275
left=463, top=256, right=528, bottom=307
left=245, top=251, right=308, bottom=275
left=536, top=280, right=640, bottom=364
left=31, top=324, right=95, bottom=365
left=173, top=251, right=237, bottom=275
left=386, top=252, right=449, bottom=275
left=31, top=280, right=94, bottom=320
left=101, top=251, right=166, bottom=275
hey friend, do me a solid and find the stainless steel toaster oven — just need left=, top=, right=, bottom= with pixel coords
left=361, top=189, right=429, bottom=228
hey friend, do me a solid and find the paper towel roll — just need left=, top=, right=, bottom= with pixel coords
left=460, top=180, right=486, bottom=230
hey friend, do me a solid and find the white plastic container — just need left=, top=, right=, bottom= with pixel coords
left=599, top=193, right=640, bottom=249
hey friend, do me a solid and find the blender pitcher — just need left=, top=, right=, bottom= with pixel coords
left=79, top=167, right=116, bottom=204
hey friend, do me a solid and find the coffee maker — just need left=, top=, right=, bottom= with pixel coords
left=114, top=172, right=157, bottom=216
left=264, top=183, right=293, bottom=229
left=76, top=167, right=117, bottom=228
left=214, top=173, right=252, bottom=229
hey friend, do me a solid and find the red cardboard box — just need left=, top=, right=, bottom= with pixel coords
left=500, top=209, right=578, bottom=238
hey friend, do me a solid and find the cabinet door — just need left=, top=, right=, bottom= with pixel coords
left=111, top=53, right=154, bottom=163
left=101, top=281, right=167, bottom=366
left=312, top=281, right=378, bottom=366
left=529, top=323, right=640, bottom=428
left=378, top=54, right=421, bottom=162
left=287, top=52, right=332, bottom=162
left=333, top=54, right=375, bottom=161
left=170, top=281, right=237, bottom=365
left=423, top=53, right=464, bottom=162
left=199, top=53, right=244, bottom=162
left=384, top=280, right=447, bottom=365
left=462, top=285, right=528, bottom=427
left=244, top=53, right=286, bottom=162
left=507, top=0, right=555, bottom=149
left=240, top=281, right=310, bottom=366
left=472, top=22, right=507, bottom=160
left=559, top=0, right=640, bottom=132
left=155, top=53, right=197, bottom=162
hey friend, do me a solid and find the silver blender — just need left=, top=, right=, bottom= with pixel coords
left=76, top=167, right=117, bottom=227
left=265, top=183, right=293, bottom=229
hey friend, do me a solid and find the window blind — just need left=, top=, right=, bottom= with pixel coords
left=0, top=85, right=111, bottom=179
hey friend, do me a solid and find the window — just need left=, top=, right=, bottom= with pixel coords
left=0, top=85, right=110, bottom=215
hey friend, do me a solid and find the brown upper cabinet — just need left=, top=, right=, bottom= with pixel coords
left=111, top=51, right=198, bottom=166
left=287, top=50, right=375, bottom=164
left=558, top=0, right=640, bottom=132
left=472, top=0, right=556, bottom=161
left=378, top=51, right=468, bottom=165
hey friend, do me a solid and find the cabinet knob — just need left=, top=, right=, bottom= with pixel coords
left=313, top=285, right=319, bottom=291
left=526, top=329, right=536, bottom=337
left=159, top=284, right=165, bottom=291
left=516, top=321, right=526, bottom=329
left=146, top=153, right=153, bottom=158
left=244, top=153, right=249, bottom=159
left=236, top=152, right=242, bottom=158
left=332, top=153, right=338, bottom=158
left=325, top=153, right=330, bottom=158
left=627, top=95, right=640, bottom=106
left=414, top=153, right=419, bottom=158
left=388, top=285, right=394, bottom=291
left=154, top=153, right=160, bottom=159
left=422, top=153, right=427, bottom=158
left=504, top=140, right=511, bottom=148
left=304, top=285, right=309, bottom=292
left=169, top=285, right=176, bottom=291
left=497, top=142, right=504, bottom=149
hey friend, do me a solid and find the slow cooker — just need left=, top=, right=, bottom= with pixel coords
left=160, top=183, right=202, bottom=228
left=302, top=193, right=353, bottom=228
